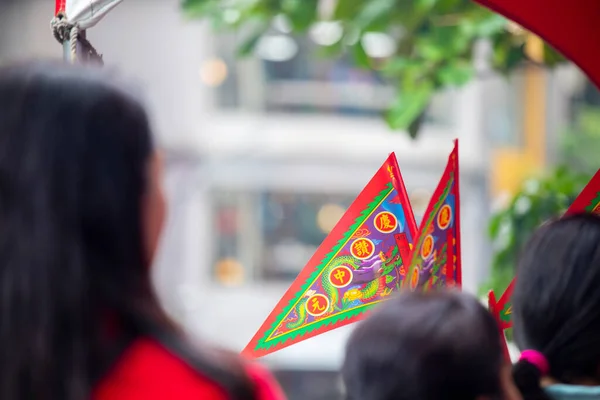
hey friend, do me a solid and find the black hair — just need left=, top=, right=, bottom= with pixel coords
left=341, top=290, right=504, bottom=400
left=0, top=61, right=254, bottom=400
left=512, top=213, right=600, bottom=399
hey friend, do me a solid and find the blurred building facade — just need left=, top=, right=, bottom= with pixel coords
left=0, top=0, right=584, bottom=398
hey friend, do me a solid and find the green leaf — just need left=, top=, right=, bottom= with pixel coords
left=385, top=82, right=433, bottom=131
left=491, top=33, right=526, bottom=74
left=283, top=0, right=318, bottom=31
left=236, top=20, right=270, bottom=56
left=416, top=25, right=471, bottom=61
left=334, top=0, right=363, bottom=20
left=182, top=0, right=221, bottom=19
left=352, top=40, right=371, bottom=69
left=354, top=0, right=396, bottom=31
left=380, top=57, right=415, bottom=76
left=416, top=38, right=447, bottom=62
left=437, top=60, right=473, bottom=86
left=488, top=213, right=503, bottom=239
left=434, top=0, right=470, bottom=12
left=415, top=0, right=437, bottom=11
left=182, top=0, right=213, bottom=14
left=471, top=14, right=506, bottom=37
left=543, top=43, right=567, bottom=67
left=407, top=111, right=426, bottom=139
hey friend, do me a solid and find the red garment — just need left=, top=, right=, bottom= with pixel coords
left=94, top=338, right=286, bottom=400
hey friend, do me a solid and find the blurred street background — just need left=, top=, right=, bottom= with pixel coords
left=1, top=1, right=599, bottom=399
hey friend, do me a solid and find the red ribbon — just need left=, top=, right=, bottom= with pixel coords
left=55, top=0, right=66, bottom=16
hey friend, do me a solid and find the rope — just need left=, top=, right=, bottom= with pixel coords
left=50, top=12, right=104, bottom=65
left=69, top=24, right=79, bottom=61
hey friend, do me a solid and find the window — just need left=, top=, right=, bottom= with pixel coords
left=259, top=192, right=355, bottom=280
left=210, top=186, right=435, bottom=284
left=211, top=190, right=245, bottom=285
left=211, top=189, right=356, bottom=283
left=483, top=71, right=525, bottom=147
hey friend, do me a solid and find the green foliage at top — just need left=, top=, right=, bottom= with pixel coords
left=181, top=0, right=566, bottom=138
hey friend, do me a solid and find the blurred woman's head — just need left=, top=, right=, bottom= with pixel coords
left=513, top=213, right=600, bottom=398
left=342, top=291, right=521, bottom=400
left=0, top=61, right=168, bottom=398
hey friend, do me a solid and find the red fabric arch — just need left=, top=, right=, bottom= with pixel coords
left=474, top=0, right=600, bottom=88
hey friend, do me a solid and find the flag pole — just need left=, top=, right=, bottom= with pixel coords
left=53, top=0, right=98, bottom=65
left=62, top=40, right=70, bottom=62
left=54, top=0, right=70, bottom=62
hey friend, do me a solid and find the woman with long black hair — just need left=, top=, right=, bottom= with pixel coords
left=512, top=214, right=600, bottom=400
left=0, top=61, right=284, bottom=400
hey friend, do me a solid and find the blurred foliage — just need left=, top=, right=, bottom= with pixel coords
left=562, top=106, right=600, bottom=174
left=485, top=106, right=600, bottom=296
left=181, top=0, right=566, bottom=138
left=485, top=167, right=590, bottom=295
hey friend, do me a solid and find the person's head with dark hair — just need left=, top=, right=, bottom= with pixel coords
left=342, top=291, right=521, bottom=400
left=512, top=213, right=600, bottom=400
left=0, top=61, right=283, bottom=400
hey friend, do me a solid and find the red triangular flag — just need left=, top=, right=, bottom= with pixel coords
left=242, top=153, right=418, bottom=358
left=565, top=169, right=600, bottom=215
left=474, top=0, right=600, bottom=90
left=488, top=290, right=511, bottom=361
left=494, top=168, right=600, bottom=329
left=495, top=280, right=514, bottom=331
left=404, top=140, right=461, bottom=291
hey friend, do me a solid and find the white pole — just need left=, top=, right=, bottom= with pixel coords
left=62, top=40, right=70, bottom=62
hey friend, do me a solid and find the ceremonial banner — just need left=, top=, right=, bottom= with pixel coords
left=404, top=140, right=461, bottom=291
left=242, top=154, right=418, bottom=358
left=488, top=290, right=511, bottom=360
left=494, top=279, right=514, bottom=331
left=565, top=169, right=600, bottom=215
left=492, top=168, right=600, bottom=330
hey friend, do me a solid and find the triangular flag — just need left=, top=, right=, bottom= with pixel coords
left=495, top=279, right=514, bottom=331
left=494, top=168, right=600, bottom=329
left=565, top=169, right=600, bottom=215
left=242, top=153, right=418, bottom=358
left=404, top=140, right=461, bottom=291
left=488, top=290, right=511, bottom=361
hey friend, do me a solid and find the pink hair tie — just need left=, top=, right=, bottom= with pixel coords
left=520, top=350, right=550, bottom=376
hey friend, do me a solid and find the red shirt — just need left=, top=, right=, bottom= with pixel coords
left=94, top=338, right=286, bottom=400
